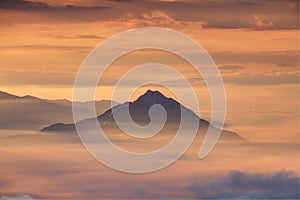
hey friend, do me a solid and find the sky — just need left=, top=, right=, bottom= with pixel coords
left=0, top=1, right=299, bottom=199
left=0, top=0, right=299, bottom=143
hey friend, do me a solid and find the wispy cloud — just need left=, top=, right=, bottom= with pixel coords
left=219, top=65, right=244, bottom=71
left=222, top=70, right=299, bottom=85
left=211, top=50, right=300, bottom=67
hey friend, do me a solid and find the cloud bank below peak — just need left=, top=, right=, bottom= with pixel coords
left=184, top=170, right=300, bottom=199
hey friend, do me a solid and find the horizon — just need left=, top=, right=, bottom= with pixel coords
left=0, top=88, right=178, bottom=102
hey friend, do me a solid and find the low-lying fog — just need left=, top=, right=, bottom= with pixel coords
left=0, top=129, right=299, bottom=199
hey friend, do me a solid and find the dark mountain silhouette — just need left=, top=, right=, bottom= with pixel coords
left=0, top=91, right=40, bottom=101
left=0, top=91, right=117, bottom=130
left=98, top=90, right=202, bottom=124
left=0, top=91, right=20, bottom=99
left=41, top=90, right=244, bottom=143
left=42, top=89, right=207, bottom=132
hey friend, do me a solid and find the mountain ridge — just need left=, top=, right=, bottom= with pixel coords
left=41, top=90, right=245, bottom=143
left=0, top=90, right=117, bottom=130
left=42, top=90, right=209, bottom=132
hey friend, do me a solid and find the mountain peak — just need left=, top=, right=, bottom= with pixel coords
left=134, top=90, right=174, bottom=105
left=42, top=89, right=209, bottom=132
left=146, top=89, right=155, bottom=93
left=145, top=89, right=161, bottom=94
left=96, top=89, right=198, bottom=124
left=139, top=89, right=166, bottom=98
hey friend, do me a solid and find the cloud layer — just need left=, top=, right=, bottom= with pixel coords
left=0, top=0, right=298, bottom=30
left=186, top=170, right=300, bottom=199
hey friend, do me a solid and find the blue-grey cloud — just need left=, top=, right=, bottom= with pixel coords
left=187, top=170, right=300, bottom=199
left=0, top=194, right=35, bottom=200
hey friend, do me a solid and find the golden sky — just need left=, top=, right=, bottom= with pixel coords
left=0, top=0, right=299, bottom=143
left=0, top=1, right=299, bottom=199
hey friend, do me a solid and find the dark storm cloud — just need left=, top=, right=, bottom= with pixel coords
left=187, top=170, right=300, bottom=199
left=0, top=0, right=298, bottom=30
